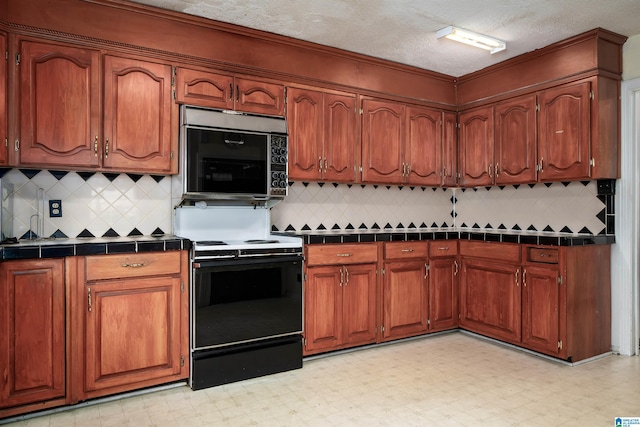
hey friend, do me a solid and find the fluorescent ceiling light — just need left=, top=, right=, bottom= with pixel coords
left=436, top=26, right=506, bottom=54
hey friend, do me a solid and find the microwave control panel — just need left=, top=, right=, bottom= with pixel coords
left=270, top=135, right=288, bottom=197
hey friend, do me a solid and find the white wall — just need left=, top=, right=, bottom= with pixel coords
left=623, top=34, right=640, bottom=81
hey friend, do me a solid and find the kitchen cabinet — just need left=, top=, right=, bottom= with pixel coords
left=18, top=39, right=176, bottom=174
left=458, top=106, right=494, bottom=187
left=427, top=241, right=459, bottom=331
left=493, top=94, right=538, bottom=184
left=362, top=98, right=455, bottom=186
left=175, top=67, right=285, bottom=116
left=287, top=86, right=357, bottom=182
left=75, top=251, right=188, bottom=400
left=381, top=241, right=429, bottom=340
left=537, top=80, right=591, bottom=181
left=459, top=241, right=522, bottom=343
left=303, top=243, right=377, bottom=355
left=361, top=98, right=404, bottom=184
left=521, top=245, right=611, bottom=361
left=0, top=259, right=65, bottom=411
left=0, top=32, right=7, bottom=165
left=459, top=98, right=537, bottom=187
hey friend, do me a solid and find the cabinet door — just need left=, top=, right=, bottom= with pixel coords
left=428, top=257, right=459, bottom=331
left=304, top=266, right=343, bottom=354
left=382, top=261, right=428, bottom=340
left=458, top=106, right=494, bottom=187
left=538, top=81, right=591, bottom=181
left=83, top=276, right=182, bottom=393
left=494, top=94, right=537, bottom=184
left=442, top=112, right=458, bottom=187
left=342, top=264, right=377, bottom=346
left=175, top=67, right=234, bottom=110
left=0, top=33, right=7, bottom=165
left=405, top=106, right=441, bottom=186
left=521, top=266, right=561, bottom=356
left=287, top=87, right=323, bottom=181
left=235, top=77, right=284, bottom=116
left=323, top=93, right=357, bottom=182
left=103, top=55, right=174, bottom=173
left=459, top=258, right=521, bottom=343
left=361, top=99, right=404, bottom=184
left=19, top=40, right=100, bottom=168
left=0, top=259, right=65, bottom=408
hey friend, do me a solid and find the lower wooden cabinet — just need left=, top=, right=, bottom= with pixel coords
left=382, top=260, right=428, bottom=340
left=304, top=264, right=377, bottom=355
left=459, top=257, right=522, bottom=343
left=521, top=264, right=561, bottom=355
left=303, top=243, right=377, bottom=355
left=0, top=259, right=65, bottom=412
left=428, top=257, right=459, bottom=332
left=0, top=250, right=189, bottom=418
left=74, top=251, right=189, bottom=401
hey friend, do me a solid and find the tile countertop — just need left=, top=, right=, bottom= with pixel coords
left=295, top=228, right=615, bottom=247
left=0, top=235, right=192, bottom=261
left=0, top=229, right=614, bottom=261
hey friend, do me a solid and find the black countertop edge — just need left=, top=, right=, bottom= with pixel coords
left=291, top=231, right=615, bottom=247
left=0, top=236, right=192, bottom=261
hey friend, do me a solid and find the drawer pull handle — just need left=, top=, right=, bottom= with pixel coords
left=401, top=249, right=414, bottom=253
left=121, top=262, right=145, bottom=268
left=437, top=247, right=449, bottom=250
left=336, top=253, right=353, bottom=257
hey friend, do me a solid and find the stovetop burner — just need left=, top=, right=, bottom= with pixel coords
left=196, top=240, right=228, bottom=245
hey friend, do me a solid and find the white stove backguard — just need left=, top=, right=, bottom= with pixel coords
left=174, top=205, right=271, bottom=242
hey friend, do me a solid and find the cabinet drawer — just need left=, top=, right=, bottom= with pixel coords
left=526, top=247, right=559, bottom=264
left=85, top=251, right=182, bottom=281
left=384, top=241, right=428, bottom=260
left=428, top=241, right=458, bottom=257
left=459, top=240, right=521, bottom=263
left=306, top=243, right=377, bottom=266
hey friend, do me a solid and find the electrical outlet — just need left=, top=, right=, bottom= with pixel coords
left=49, top=200, right=62, bottom=217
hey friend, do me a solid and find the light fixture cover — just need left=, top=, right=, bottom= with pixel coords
left=436, top=26, right=506, bottom=54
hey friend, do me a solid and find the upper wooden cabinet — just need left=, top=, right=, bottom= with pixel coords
left=17, top=39, right=177, bottom=174
left=287, top=86, right=357, bottom=182
left=494, top=94, right=538, bottom=184
left=0, top=32, right=7, bottom=165
left=458, top=106, right=494, bottom=187
left=537, top=80, right=591, bottom=181
left=102, top=55, right=173, bottom=173
left=362, top=98, right=454, bottom=186
left=175, top=67, right=285, bottom=116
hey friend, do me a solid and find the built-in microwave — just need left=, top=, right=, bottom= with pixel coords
left=178, top=106, right=288, bottom=202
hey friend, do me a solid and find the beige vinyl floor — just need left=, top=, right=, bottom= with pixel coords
left=4, top=332, right=640, bottom=426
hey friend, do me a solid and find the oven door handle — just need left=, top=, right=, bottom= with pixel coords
left=193, top=254, right=303, bottom=268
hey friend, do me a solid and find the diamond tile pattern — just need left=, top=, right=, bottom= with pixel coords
left=2, top=169, right=608, bottom=240
left=2, top=169, right=171, bottom=239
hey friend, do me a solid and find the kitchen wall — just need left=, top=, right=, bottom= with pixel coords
left=623, top=34, right=640, bottom=80
left=0, top=167, right=609, bottom=241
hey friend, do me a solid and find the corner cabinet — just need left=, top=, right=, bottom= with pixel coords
left=303, top=243, right=377, bottom=355
left=175, top=67, right=285, bottom=116
left=458, top=241, right=522, bottom=343
left=427, top=241, right=459, bottom=331
left=0, top=259, right=66, bottom=412
left=71, top=251, right=189, bottom=401
left=362, top=98, right=455, bottom=186
left=287, top=86, right=357, bottom=182
left=17, top=39, right=177, bottom=174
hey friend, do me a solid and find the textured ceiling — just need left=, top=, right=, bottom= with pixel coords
left=129, top=0, right=640, bottom=77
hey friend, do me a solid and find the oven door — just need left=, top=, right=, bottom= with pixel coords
left=192, top=254, right=303, bottom=350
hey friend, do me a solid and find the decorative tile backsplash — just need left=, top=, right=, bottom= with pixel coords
left=0, top=168, right=172, bottom=240
left=272, top=181, right=610, bottom=236
left=0, top=167, right=611, bottom=241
